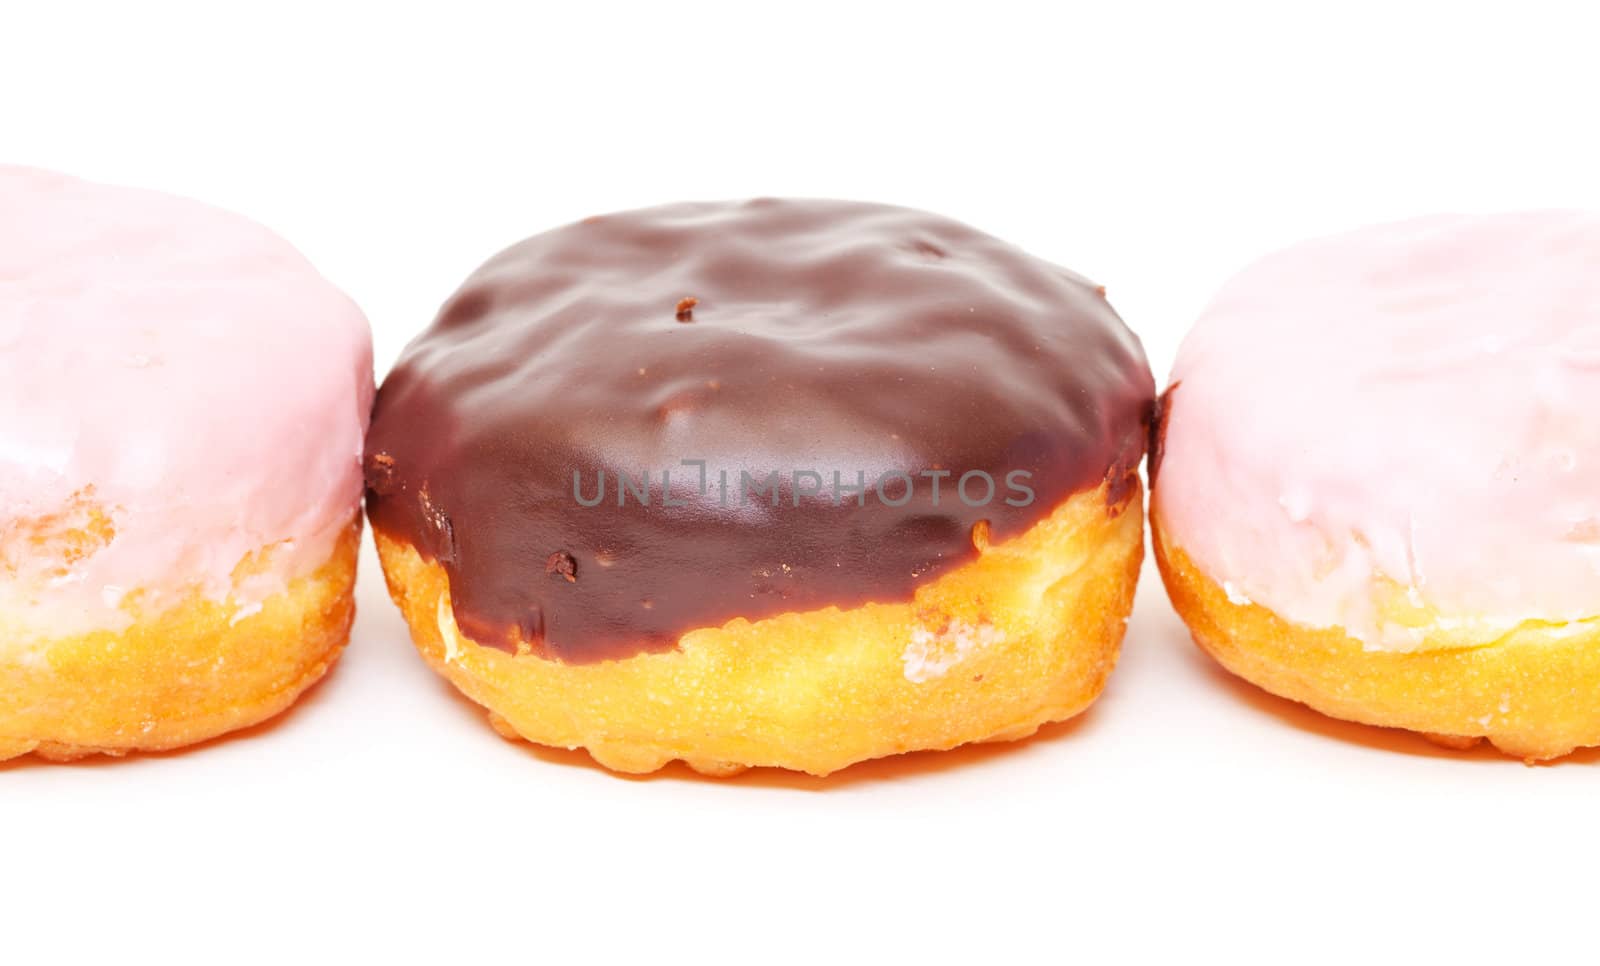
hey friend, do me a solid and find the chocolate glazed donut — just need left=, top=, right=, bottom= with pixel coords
left=366, top=199, right=1152, bottom=664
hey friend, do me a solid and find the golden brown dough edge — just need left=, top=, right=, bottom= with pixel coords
left=0, top=520, right=360, bottom=763
left=373, top=483, right=1144, bottom=777
left=1152, top=504, right=1600, bottom=761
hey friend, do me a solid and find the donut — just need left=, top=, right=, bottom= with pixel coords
left=366, top=199, right=1154, bottom=776
left=0, top=168, right=373, bottom=762
left=1152, top=212, right=1600, bottom=760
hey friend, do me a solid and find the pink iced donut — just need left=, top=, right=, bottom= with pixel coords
left=0, top=167, right=373, bottom=761
left=1153, top=211, right=1600, bottom=759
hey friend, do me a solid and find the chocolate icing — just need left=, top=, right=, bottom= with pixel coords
left=1147, top=383, right=1178, bottom=488
left=366, top=199, right=1154, bottom=663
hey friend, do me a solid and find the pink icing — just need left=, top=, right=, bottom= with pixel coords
left=0, top=167, right=373, bottom=639
left=1158, top=212, right=1600, bottom=650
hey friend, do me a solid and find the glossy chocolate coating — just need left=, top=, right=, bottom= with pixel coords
left=366, top=199, right=1153, bottom=663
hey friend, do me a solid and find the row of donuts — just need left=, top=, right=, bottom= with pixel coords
left=3, top=165, right=1597, bottom=773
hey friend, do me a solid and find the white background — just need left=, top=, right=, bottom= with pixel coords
left=5, top=2, right=1599, bottom=962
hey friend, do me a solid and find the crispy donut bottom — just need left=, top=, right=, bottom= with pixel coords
left=373, top=482, right=1143, bottom=777
left=1152, top=506, right=1600, bottom=761
left=0, top=520, right=360, bottom=763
